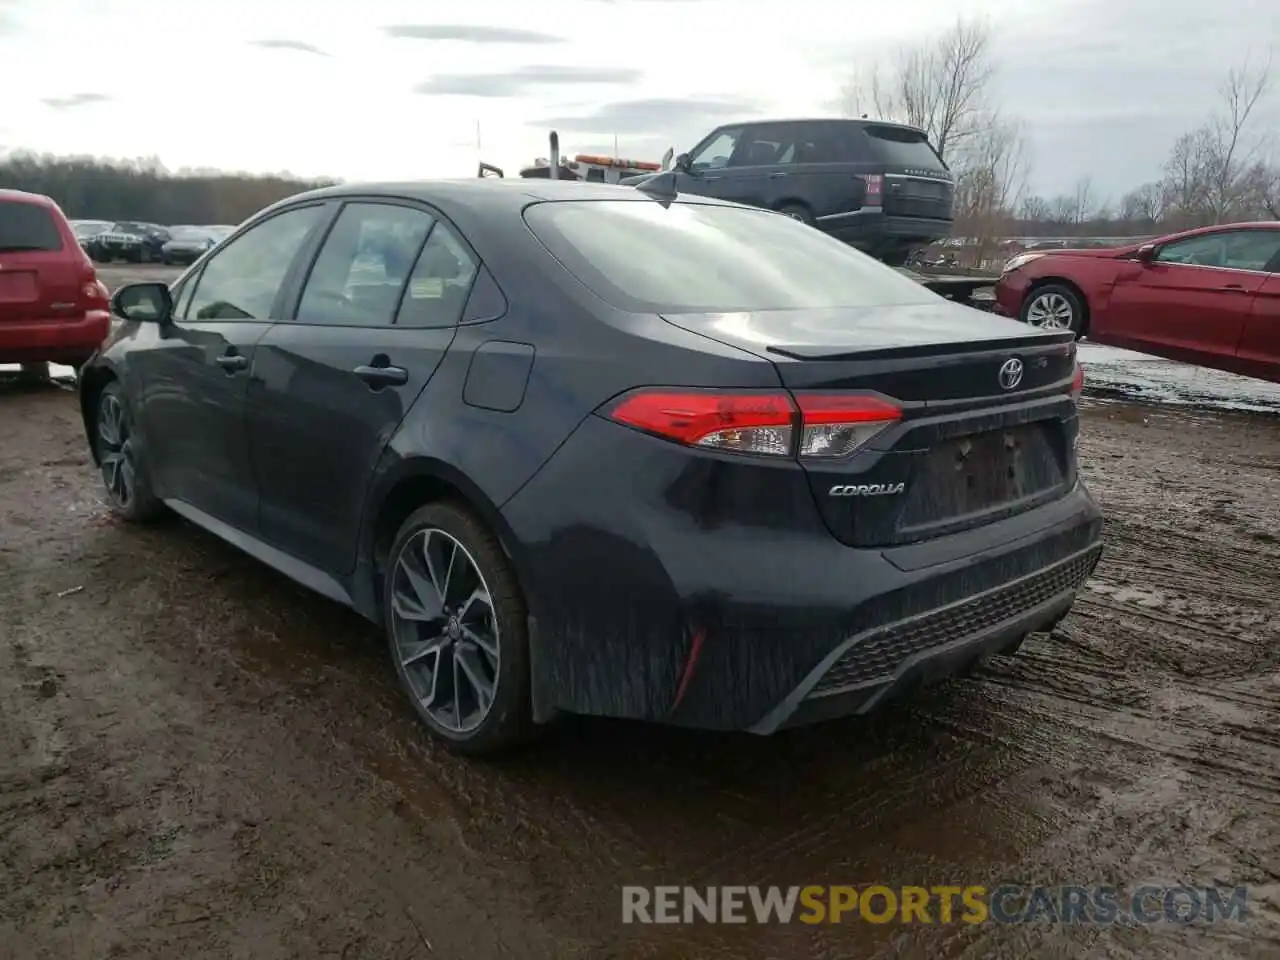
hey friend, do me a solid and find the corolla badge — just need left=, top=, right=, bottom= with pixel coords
left=998, top=358, right=1024, bottom=390
left=829, top=483, right=906, bottom=497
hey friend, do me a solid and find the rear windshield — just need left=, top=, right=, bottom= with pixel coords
left=111, top=222, right=147, bottom=235
left=0, top=201, right=64, bottom=252
left=523, top=200, right=938, bottom=314
left=863, top=125, right=945, bottom=169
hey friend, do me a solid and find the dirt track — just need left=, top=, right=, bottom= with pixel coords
left=2, top=272, right=1278, bottom=958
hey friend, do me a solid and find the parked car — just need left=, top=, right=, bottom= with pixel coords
left=80, top=180, right=1101, bottom=755
left=69, top=219, right=113, bottom=253
left=161, top=226, right=221, bottom=265
left=0, top=189, right=111, bottom=372
left=995, top=222, right=1280, bottom=383
left=620, top=118, right=955, bottom=265
left=87, top=221, right=171, bottom=263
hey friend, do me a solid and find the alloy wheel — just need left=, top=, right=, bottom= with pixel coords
left=97, top=393, right=135, bottom=509
left=389, top=528, right=501, bottom=734
left=1026, top=292, right=1075, bottom=330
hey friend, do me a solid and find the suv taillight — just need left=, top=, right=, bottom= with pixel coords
left=863, top=174, right=883, bottom=200
left=603, top=389, right=902, bottom=459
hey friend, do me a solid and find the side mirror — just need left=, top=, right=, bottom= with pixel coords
left=1136, top=243, right=1156, bottom=264
left=111, top=281, right=173, bottom=324
left=674, top=152, right=691, bottom=173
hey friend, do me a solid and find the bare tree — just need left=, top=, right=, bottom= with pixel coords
left=839, top=18, right=995, bottom=164
left=1018, top=194, right=1051, bottom=223
left=1118, top=182, right=1166, bottom=224
left=1159, top=54, right=1273, bottom=225
left=952, top=116, right=1030, bottom=265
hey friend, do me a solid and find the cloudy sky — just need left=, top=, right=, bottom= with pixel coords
left=0, top=0, right=1273, bottom=202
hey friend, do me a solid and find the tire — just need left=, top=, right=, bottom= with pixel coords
left=1020, top=283, right=1084, bottom=337
left=776, top=202, right=815, bottom=226
left=879, top=248, right=911, bottom=268
left=94, top=381, right=165, bottom=522
left=384, top=502, right=532, bottom=756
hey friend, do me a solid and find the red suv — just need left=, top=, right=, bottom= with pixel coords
left=0, top=189, right=111, bottom=373
left=994, top=222, right=1280, bottom=383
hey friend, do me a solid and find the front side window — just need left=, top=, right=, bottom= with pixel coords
left=524, top=199, right=938, bottom=314
left=688, top=129, right=741, bottom=172
left=187, top=205, right=323, bottom=321
left=296, top=202, right=435, bottom=326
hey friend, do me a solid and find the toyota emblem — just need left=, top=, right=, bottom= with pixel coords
left=998, top=358, right=1024, bottom=390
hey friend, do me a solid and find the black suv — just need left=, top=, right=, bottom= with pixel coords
left=87, top=222, right=171, bottom=263
left=624, top=118, right=954, bottom=265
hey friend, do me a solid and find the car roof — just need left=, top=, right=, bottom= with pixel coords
left=268, top=177, right=742, bottom=224
left=0, top=188, right=57, bottom=207
left=727, top=117, right=930, bottom=135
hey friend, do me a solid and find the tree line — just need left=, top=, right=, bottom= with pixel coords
left=839, top=22, right=1278, bottom=258
left=0, top=153, right=335, bottom=225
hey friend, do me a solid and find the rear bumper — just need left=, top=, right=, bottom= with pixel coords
left=0, top=312, right=110, bottom=364
left=501, top=414, right=1104, bottom=732
left=818, top=209, right=952, bottom=251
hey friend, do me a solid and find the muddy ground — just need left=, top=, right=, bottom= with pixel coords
left=1, top=266, right=1278, bottom=959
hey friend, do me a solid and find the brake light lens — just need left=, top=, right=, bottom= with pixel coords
left=1070, top=362, right=1084, bottom=403
left=794, top=393, right=902, bottom=458
left=863, top=174, right=883, bottom=200
left=606, top=390, right=795, bottom=456
left=603, top=389, right=902, bottom=459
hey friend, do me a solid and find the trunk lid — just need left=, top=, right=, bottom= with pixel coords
left=662, top=303, right=1080, bottom=547
left=860, top=124, right=954, bottom=221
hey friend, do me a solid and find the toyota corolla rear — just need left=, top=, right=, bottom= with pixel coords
left=500, top=196, right=1103, bottom=734
left=0, top=190, right=110, bottom=367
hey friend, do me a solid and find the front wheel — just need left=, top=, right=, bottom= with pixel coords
left=95, top=382, right=165, bottom=522
left=384, top=503, right=532, bottom=756
left=1021, top=284, right=1084, bottom=337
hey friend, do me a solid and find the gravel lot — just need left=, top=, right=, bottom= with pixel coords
left=1, top=264, right=1277, bottom=959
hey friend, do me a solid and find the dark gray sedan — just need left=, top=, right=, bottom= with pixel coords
left=161, top=226, right=227, bottom=265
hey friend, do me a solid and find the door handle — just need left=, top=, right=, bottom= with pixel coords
left=354, top=364, right=409, bottom=387
left=215, top=354, right=248, bottom=372
left=1220, top=283, right=1246, bottom=291
left=701, top=176, right=721, bottom=181
left=769, top=171, right=788, bottom=178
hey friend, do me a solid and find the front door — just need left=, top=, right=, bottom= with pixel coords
left=1104, top=229, right=1274, bottom=364
left=248, top=200, right=479, bottom=575
left=134, top=204, right=327, bottom=529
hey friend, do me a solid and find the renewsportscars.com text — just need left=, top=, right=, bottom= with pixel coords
left=621, top=885, right=1250, bottom=925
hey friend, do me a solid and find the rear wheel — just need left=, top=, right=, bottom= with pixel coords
left=776, top=202, right=815, bottom=226
left=384, top=503, right=532, bottom=756
left=95, top=382, right=165, bottom=522
left=1021, top=284, right=1084, bottom=337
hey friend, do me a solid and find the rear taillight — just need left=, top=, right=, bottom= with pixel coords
left=1070, top=362, right=1084, bottom=403
left=794, top=393, right=902, bottom=458
left=863, top=174, right=883, bottom=200
left=603, top=389, right=902, bottom=459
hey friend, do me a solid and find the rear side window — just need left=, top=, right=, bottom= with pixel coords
left=862, top=125, right=945, bottom=169
left=0, top=201, right=63, bottom=253
left=524, top=199, right=938, bottom=314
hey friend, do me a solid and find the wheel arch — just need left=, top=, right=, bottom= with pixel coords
left=1024, top=277, right=1092, bottom=336
left=358, top=456, right=530, bottom=624
left=78, top=362, right=121, bottom=467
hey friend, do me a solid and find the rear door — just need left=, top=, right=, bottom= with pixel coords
left=1106, top=229, right=1278, bottom=363
left=0, top=197, right=82, bottom=324
left=133, top=203, right=327, bottom=530
left=248, top=200, right=476, bottom=575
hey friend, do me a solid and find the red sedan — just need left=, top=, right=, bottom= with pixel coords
left=994, top=222, right=1280, bottom=383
